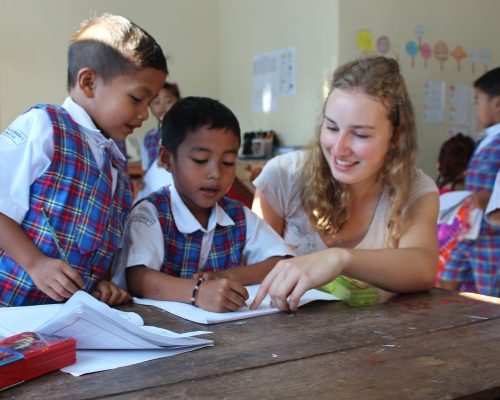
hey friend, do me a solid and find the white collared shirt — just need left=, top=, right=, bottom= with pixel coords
left=474, top=122, right=500, bottom=155
left=0, top=97, right=125, bottom=223
left=112, top=184, right=294, bottom=289
left=485, top=171, right=500, bottom=226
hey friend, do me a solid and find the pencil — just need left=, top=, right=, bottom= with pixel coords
left=41, top=208, right=70, bottom=265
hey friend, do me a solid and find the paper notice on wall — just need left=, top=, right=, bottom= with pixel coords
left=449, top=83, right=472, bottom=126
left=277, top=47, right=296, bottom=96
left=252, top=47, right=296, bottom=113
left=423, top=80, right=445, bottom=123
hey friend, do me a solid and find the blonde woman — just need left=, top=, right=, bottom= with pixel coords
left=251, top=57, right=439, bottom=311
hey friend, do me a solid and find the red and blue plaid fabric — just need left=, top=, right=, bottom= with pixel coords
left=114, top=139, right=128, bottom=159
left=143, top=127, right=161, bottom=169
left=146, top=187, right=247, bottom=278
left=0, top=104, right=132, bottom=306
left=441, top=134, right=500, bottom=296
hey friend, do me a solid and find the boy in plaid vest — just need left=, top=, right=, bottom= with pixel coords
left=113, top=97, right=293, bottom=312
left=438, top=66, right=500, bottom=296
left=0, top=14, right=167, bottom=306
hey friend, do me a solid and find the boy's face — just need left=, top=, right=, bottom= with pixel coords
left=88, top=68, right=166, bottom=140
left=160, top=126, right=239, bottom=225
left=474, top=88, right=499, bottom=130
left=150, top=88, right=178, bottom=123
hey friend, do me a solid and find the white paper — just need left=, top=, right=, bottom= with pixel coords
left=252, top=51, right=278, bottom=113
left=423, top=80, right=445, bottom=123
left=134, top=284, right=338, bottom=324
left=449, top=84, right=472, bottom=126
left=0, top=291, right=212, bottom=376
left=62, top=348, right=199, bottom=376
left=252, top=47, right=296, bottom=113
left=485, top=172, right=500, bottom=225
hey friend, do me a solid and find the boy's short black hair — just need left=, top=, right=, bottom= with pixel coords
left=161, top=97, right=240, bottom=155
left=67, top=13, right=167, bottom=90
left=474, top=66, right=500, bottom=98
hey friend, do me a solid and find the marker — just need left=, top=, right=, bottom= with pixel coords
left=41, top=208, right=70, bottom=264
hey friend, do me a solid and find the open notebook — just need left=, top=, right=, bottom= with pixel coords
left=134, top=284, right=338, bottom=324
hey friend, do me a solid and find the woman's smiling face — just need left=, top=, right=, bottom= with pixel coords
left=320, top=88, right=393, bottom=189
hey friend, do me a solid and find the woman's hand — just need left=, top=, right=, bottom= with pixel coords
left=250, top=249, right=348, bottom=312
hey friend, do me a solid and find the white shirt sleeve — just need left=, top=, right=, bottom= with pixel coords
left=253, top=151, right=306, bottom=219
left=242, top=207, right=295, bottom=265
left=0, top=109, right=54, bottom=223
left=140, top=140, right=150, bottom=172
left=485, top=171, right=500, bottom=225
left=111, top=200, right=165, bottom=289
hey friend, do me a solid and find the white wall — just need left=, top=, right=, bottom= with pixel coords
left=337, top=0, right=500, bottom=176
left=218, top=0, right=340, bottom=147
left=0, top=0, right=219, bottom=160
left=2, top=0, right=500, bottom=175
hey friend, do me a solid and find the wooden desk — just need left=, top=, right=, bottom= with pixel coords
left=4, top=289, right=500, bottom=399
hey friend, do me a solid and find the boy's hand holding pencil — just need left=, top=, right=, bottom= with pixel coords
left=25, top=255, right=84, bottom=302
left=25, top=208, right=85, bottom=302
left=194, top=278, right=248, bottom=312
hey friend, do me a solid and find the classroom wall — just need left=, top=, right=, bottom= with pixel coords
left=218, top=0, right=500, bottom=177
left=0, top=0, right=219, bottom=160
left=336, top=0, right=500, bottom=176
left=1, top=0, right=499, bottom=176
left=218, top=0, right=340, bottom=148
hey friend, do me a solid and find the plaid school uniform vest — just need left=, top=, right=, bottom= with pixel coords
left=0, top=104, right=132, bottom=306
left=465, top=134, right=500, bottom=240
left=147, top=187, right=247, bottom=278
left=143, top=127, right=161, bottom=169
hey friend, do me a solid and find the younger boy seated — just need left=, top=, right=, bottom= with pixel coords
left=113, top=97, right=293, bottom=312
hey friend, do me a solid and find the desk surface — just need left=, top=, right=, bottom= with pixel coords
left=3, top=289, right=500, bottom=400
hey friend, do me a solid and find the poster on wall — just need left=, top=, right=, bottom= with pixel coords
left=449, top=83, right=471, bottom=126
left=423, top=80, right=445, bottom=124
left=252, top=47, right=296, bottom=113
left=277, top=47, right=296, bottom=96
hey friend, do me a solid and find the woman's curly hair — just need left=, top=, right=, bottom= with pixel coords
left=299, top=56, right=417, bottom=248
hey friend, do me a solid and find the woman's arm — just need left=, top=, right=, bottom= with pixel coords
left=252, top=192, right=439, bottom=311
left=344, top=191, right=439, bottom=291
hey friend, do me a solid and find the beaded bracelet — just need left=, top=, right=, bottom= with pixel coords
left=191, top=276, right=205, bottom=307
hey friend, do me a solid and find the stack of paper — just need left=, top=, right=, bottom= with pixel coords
left=0, top=291, right=212, bottom=376
left=36, top=291, right=212, bottom=350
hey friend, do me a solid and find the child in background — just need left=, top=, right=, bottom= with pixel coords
left=434, top=133, right=475, bottom=283
left=438, top=66, right=500, bottom=297
left=0, top=14, right=167, bottom=306
left=113, top=97, right=293, bottom=312
left=436, top=133, right=475, bottom=194
left=140, top=82, right=181, bottom=171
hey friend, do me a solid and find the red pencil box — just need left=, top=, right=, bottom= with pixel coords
left=0, top=331, right=76, bottom=391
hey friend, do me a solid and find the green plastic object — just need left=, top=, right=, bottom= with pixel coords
left=319, top=276, right=379, bottom=306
